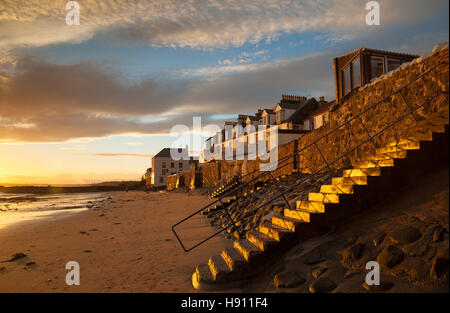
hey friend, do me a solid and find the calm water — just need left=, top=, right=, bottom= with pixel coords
left=0, top=192, right=108, bottom=230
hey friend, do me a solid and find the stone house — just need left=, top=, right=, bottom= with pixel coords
left=150, top=148, right=190, bottom=187
left=201, top=95, right=323, bottom=161
left=305, top=99, right=335, bottom=130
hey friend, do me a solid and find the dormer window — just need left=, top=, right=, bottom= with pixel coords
left=276, top=110, right=285, bottom=124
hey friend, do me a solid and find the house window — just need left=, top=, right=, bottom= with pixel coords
left=387, top=57, right=402, bottom=72
left=170, top=162, right=174, bottom=168
left=352, top=57, right=361, bottom=88
left=179, top=162, right=183, bottom=169
left=159, top=177, right=164, bottom=183
left=370, top=55, right=385, bottom=80
left=162, top=162, right=166, bottom=168
left=342, top=65, right=351, bottom=96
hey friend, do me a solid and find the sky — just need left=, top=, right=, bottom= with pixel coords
left=0, top=0, right=448, bottom=185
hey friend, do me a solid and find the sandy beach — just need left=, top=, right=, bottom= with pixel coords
left=0, top=190, right=232, bottom=292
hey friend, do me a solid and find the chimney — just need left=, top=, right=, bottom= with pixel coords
left=319, top=96, right=325, bottom=102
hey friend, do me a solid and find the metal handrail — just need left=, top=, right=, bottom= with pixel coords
left=172, top=60, right=448, bottom=252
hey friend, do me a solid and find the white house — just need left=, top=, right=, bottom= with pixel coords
left=150, top=148, right=190, bottom=187
left=261, top=109, right=276, bottom=125
left=305, top=99, right=335, bottom=130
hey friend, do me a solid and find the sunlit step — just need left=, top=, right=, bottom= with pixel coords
left=284, top=208, right=313, bottom=222
left=371, top=150, right=407, bottom=160
left=320, top=184, right=354, bottom=194
left=221, top=248, right=246, bottom=271
left=233, top=239, right=262, bottom=262
left=308, top=192, right=340, bottom=203
left=342, top=167, right=381, bottom=177
left=258, top=221, right=291, bottom=241
left=271, top=215, right=305, bottom=232
left=355, top=158, right=394, bottom=168
left=376, top=144, right=419, bottom=154
left=332, top=176, right=368, bottom=185
left=296, top=200, right=326, bottom=212
left=208, top=255, right=230, bottom=281
left=246, top=231, right=277, bottom=251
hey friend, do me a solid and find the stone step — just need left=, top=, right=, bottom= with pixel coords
left=308, top=192, right=340, bottom=203
left=192, top=263, right=214, bottom=289
left=400, top=131, right=433, bottom=142
left=332, top=176, right=368, bottom=185
left=284, top=208, right=313, bottom=222
left=376, top=144, right=419, bottom=154
left=296, top=200, right=326, bottom=212
left=361, top=151, right=408, bottom=161
left=258, top=221, right=292, bottom=241
left=233, top=239, right=263, bottom=262
left=342, top=167, right=381, bottom=177
left=246, top=230, right=277, bottom=251
left=415, top=123, right=447, bottom=134
left=386, top=137, right=422, bottom=147
left=208, top=255, right=231, bottom=282
left=376, top=150, right=408, bottom=159
left=221, top=248, right=247, bottom=271
left=359, top=154, right=392, bottom=162
left=355, top=158, right=394, bottom=168
left=272, top=214, right=305, bottom=232
left=320, top=184, right=354, bottom=194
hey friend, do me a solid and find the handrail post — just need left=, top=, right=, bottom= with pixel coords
left=356, top=114, right=378, bottom=150
left=314, top=142, right=330, bottom=170
left=269, top=171, right=292, bottom=210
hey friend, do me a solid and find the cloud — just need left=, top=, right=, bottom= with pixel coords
left=0, top=51, right=336, bottom=142
left=1, top=0, right=447, bottom=57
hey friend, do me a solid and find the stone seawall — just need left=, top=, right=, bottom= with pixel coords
left=167, top=45, right=449, bottom=191
left=167, top=167, right=202, bottom=190
left=294, top=45, right=449, bottom=174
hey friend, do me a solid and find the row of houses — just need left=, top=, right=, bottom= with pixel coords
left=200, top=95, right=334, bottom=162
left=143, top=47, right=418, bottom=189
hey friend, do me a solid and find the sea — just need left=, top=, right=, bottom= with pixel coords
left=0, top=192, right=109, bottom=230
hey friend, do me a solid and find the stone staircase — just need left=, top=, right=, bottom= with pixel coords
left=192, top=110, right=449, bottom=290
left=210, top=176, right=241, bottom=198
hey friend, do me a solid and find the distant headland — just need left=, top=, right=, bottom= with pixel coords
left=0, top=181, right=145, bottom=194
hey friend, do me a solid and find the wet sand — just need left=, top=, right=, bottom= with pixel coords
left=0, top=190, right=231, bottom=292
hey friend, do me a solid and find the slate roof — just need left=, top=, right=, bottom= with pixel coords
left=154, top=148, right=188, bottom=158
left=311, top=100, right=335, bottom=117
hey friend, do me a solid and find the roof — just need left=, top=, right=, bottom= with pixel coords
left=277, top=102, right=300, bottom=110
left=285, top=98, right=319, bottom=123
left=262, top=109, right=275, bottom=114
left=337, top=47, right=418, bottom=60
left=359, top=47, right=418, bottom=59
left=246, top=115, right=260, bottom=121
left=154, top=148, right=189, bottom=158
left=311, top=100, right=335, bottom=117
